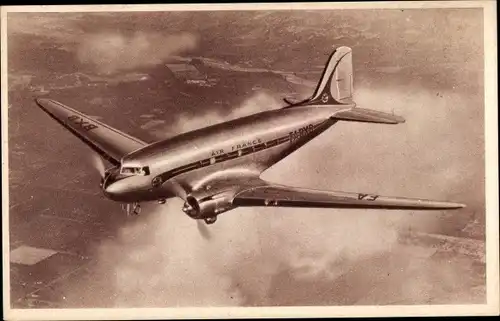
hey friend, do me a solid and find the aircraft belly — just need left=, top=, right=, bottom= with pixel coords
left=107, top=186, right=173, bottom=203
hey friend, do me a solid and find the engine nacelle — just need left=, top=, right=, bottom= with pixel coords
left=100, top=167, right=119, bottom=190
left=182, top=189, right=235, bottom=219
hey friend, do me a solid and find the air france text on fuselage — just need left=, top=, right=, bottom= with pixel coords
left=210, top=138, right=263, bottom=156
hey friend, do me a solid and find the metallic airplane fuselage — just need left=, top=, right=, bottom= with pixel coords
left=104, top=104, right=350, bottom=203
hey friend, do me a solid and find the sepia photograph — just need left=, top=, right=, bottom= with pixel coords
left=2, top=2, right=498, bottom=319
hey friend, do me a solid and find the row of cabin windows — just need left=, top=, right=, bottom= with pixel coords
left=157, top=135, right=293, bottom=182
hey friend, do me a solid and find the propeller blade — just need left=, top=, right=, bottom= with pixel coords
left=90, top=153, right=106, bottom=178
left=196, top=220, right=212, bottom=240
left=170, top=180, right=188, bottom=199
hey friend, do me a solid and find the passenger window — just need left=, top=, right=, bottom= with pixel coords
left=277, top=136, right=289, bottom=144
left=215, top=155, right=227, bottom=162
left=253, top=143, right=265, bottom=152
left=266, top=139, right=278, bottom=147
left=226, top=151, right=239, bottom=159
left=240, top=147, right=253, bottom=156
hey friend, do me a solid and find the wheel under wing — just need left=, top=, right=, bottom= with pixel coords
left=232, top=183, right=465, bottom=210
left=35, top=98, right=147, bottom=166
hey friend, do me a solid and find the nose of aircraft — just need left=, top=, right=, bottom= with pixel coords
left=104, top=181, right=121, bottom=195
left=104, top=178, right=130, bottom=199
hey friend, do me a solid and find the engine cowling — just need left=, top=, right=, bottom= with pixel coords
left=182, top=189, right=235, bottom=219
left=100, top=167, right=119, bottom=190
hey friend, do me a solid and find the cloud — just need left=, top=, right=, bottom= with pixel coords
left=88, top=196, right=401, bottom=307
left=7, top=13, right=86, bottom=40
left=150, top=92, right=283, bottom=139
left=77, top=31, right=198, bottom=74
left=93, top=205, right=243, bottom=307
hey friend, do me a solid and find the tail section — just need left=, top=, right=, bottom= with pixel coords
left=284, top=46, right=406, bottom=124
left=311, top=46, right=353, bottom=105
left=288, top=46, right=354, bottom=107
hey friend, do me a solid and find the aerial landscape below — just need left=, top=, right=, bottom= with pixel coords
left=6, top=8, right=486, bottom=309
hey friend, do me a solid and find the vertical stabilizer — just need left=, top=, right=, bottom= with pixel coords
left=287, top=46, right=354, bottom=107
left=310, top=46, right=353, bottom=105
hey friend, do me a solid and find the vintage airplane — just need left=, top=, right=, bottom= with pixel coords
left=35, top=46, right=465, bottom=225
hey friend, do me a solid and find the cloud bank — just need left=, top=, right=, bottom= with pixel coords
left=77, top=31, right=198, bottom=75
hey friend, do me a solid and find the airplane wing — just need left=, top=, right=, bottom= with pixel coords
left=232, top=183, right=465, bottom=210
left=35, top=98, right=147, bottom=166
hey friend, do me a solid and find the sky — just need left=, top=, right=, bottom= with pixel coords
left=7, top=8, right=486, bottom=307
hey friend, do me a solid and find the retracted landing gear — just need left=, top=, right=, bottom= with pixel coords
left=121, top=202, right=141, bottom=216
left=204, top=216, right=217, bottom=225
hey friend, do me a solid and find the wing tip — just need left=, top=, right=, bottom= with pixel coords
left=395, top=115, right=406, bottom=124
left=34, top=98, right=51, bottom=109
left=450, top=202, right=466, bottom=209
left=431, top=201, right=466, bottom=210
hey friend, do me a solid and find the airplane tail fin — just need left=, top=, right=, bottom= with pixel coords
left=283, top=46, right=406, bottom=124
left=286, top=46, right=354, bottom=107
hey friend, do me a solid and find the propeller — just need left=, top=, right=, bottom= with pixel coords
left=89, top=153, right=108, bottom=189
left=160, top=181, right=211, bottom=239
left=196, top=220, right=212, bottom=240
left=90, top=153, right=106, bottom=178
left=170, top=180, right=188, bottom=199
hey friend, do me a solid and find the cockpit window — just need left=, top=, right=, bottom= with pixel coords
left=120, top=166, right=150, bottom=176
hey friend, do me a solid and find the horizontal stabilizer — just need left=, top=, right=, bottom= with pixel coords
left=333, top=108, right=405, bottom=124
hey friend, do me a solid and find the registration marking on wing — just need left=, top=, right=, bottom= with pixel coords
left=66, top=115, right=98, bottom=132
left=357, top=193, right=379, bottom=201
